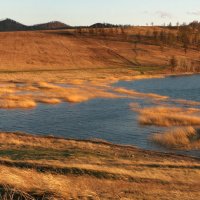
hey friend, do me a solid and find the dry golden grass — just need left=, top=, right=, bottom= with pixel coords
left=0, top=132, right=200, bottom=199
left=0, top=99, right=36, bottom=109
left=0, top=94, right=36, bottom=109
left=0, top=132, right=109, bottom=150
left=35, top=83, right=119, bottom=103
left=0, top=79, right=122, bottom=108
left=0, top=166, right=72, bottom=198
left=0, top=88, right=15, bottom=94
left=172, top=99, right=200, bottom=106
left=114, top=87, right=168, bottom=100
left=0, top=75, right=198, bottom=111
left=35, top=81, right=62, bottom=90
left=0, top=28, right=198, bottom=74
left=35, top=97, right=61, bottom=105
left=135, top=106, right=200, bottom=127
left=152, top=127, right=200, bottom=150
left=136, top=106, right=200, bottom=114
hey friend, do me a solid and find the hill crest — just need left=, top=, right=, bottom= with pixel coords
left=0, top=18, right=70, bottom=31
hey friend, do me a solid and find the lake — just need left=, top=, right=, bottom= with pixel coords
left=1, top=74, right=200, bottom=157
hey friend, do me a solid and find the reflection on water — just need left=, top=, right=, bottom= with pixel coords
left=0, top=74, right=200, bottom=157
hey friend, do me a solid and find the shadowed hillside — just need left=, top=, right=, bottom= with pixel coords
left=31, top=21, right=70, bottom=30
left=0, top=19, right=27, bottom=31
left=0, top=18, right=70, bottom=32
left=90, top=23, right=120, bottom=28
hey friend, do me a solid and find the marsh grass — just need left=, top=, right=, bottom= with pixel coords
left=0, top=80, right=120, bottom=108
left=135, top=106, right=200, bottom=127
left=36, top=98, right=61, bottom=105
left=38, top=84, right=118, bottom=103
left=114, top=87, right=168, bottom=100
left=0, top=75, right=183, bottom=109
left=35, top=82, right=62, bottom=90
left=152, top=127, right=200, bottom=149
left=0, top=88, right=15, bottom=94
left=172, top=99, right=200, bottom=106
left=0, top=99, right=36, bottom=109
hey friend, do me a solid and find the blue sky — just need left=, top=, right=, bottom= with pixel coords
left=0, top=0, right=200, bottom=25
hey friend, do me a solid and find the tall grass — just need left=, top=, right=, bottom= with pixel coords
left=0, top=132, right=200, bottom=199
left=0, top=81, right=120, bottom=108
left=151, top=127, right=200, bottom=149
left=114, top=87, right=168, bottom=99
left=135, top=106, right=200, bottom=127
left=36, top=98, right=61, bottom=104
left=0, top=99, right=36, bottom=109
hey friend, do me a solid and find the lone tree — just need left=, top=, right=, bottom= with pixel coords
left=170, top=56, right=178, bottom=71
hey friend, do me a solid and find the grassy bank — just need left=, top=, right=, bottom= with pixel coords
left=0, top=132, right=200, bottom=199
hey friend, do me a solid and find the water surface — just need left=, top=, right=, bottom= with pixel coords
left=1, top=74, right=200, bottom=157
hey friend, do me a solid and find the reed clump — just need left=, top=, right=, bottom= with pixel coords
left=136, top=106, right=200, bottom=127
left=0, top=88, right=16, bottom=94
left=40, top=85, right=118, bottom=103
left=0, top=99, right=36, bottom=109
left=35, top=82, right=62, bottom=90
left=152, top=127, right=200, bottom=149
left=114, top=87, right=168, bottom=100
left=36, top=97, right=61, bottom=105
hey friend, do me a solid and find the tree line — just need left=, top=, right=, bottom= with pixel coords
left=73, top=21, right=200, bottom=72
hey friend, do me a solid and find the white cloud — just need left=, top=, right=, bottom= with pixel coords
left=143, top=10, right=172, bottom=19
left=155, top=11, right=172, bottom=19
left=187, top=10, right=200, bottom=16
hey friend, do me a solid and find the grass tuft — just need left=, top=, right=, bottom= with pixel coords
left=152, top=127, right=200, bottom=149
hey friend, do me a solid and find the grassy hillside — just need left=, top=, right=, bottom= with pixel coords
left=0, top=26, right=199, bottom=74
left=0, top=132, right=200, bottom=199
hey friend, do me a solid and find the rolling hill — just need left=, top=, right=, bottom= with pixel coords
left=0, top=18, right=27, bottom=31
left=90, top=23, right=119, bottom=28
left=31, top=21, right=70, bottom=30
left=0, top=18, right=70, bottom=32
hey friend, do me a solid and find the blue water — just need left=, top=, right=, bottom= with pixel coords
left=115, top=74, right=200, bottom=102
left=0, top=74, right=200, bottom=157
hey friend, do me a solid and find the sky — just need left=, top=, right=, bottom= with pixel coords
left=0, top=0, right=200, bottom=26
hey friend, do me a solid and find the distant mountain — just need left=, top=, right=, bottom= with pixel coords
left=0, top=19, right=126, bottom=32
left=0, top=18, right=27, bottom=31
left=0, top=18, right=71, bottom=32
left=31, top=21, right=70, bottom=30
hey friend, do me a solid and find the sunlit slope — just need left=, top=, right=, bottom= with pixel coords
left=0, top=30, right=137, bottom=71
left=0, top=28, right=199, bottom=72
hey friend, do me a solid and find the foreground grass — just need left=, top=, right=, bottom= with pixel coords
left=0, top=132, right=200, bottom=199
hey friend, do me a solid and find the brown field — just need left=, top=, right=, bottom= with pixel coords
left=0, top=29, right=174, bottom=71
left=0, top=28, right=199, bottom=78
left=0, top=132, right=200, bottom=199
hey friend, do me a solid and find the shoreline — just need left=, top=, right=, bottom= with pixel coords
left=2, top=131, right=200, bottom=160
left=119, top=71, right=200, bottom=83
